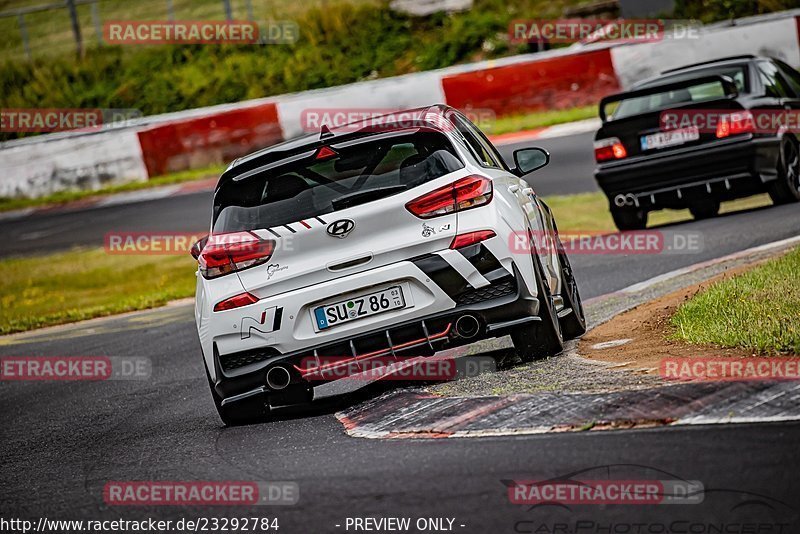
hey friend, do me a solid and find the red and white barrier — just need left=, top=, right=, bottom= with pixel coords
left=3, top=11, right=799, bottom=198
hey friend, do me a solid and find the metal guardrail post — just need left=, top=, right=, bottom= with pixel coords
left=65, top=0, right=83, bottom=58
left=222, top=0, right=233, bottom=21
left=166, top=0, right=175, bottom=21
left=17, top=14, right=32, bottom=60
left=91, top=0, right=103, bottom=46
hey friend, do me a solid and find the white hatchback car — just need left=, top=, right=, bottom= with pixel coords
left=192, top=105, right=585, bottom=425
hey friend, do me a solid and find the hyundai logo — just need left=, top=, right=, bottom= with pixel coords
left=326, top=219, right=355, bottom=239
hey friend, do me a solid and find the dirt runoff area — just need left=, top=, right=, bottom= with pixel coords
left=579, top=263, right=766, bottom=374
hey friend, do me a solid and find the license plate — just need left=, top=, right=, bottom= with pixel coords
left=313, top=286, right=405, bottom=330
left=641, top=127, right=699, bottom=151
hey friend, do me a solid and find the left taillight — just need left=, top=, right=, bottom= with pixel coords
left=197, top=231, right=275, bottom=279
left=405, top=175, right=493, bottom=219
left=594, top=137, right=627, bottom=162
left=214, top=291, right=260, bottom=312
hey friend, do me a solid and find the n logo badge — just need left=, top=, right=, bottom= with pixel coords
left=240, top=307, right=283, bottom=340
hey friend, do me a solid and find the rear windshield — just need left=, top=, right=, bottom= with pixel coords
left=213, top=131, right=463, bottom=233
left=607, top=66, right=748, bottom=121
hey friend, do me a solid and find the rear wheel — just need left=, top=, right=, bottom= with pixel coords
left=610, top=208, right=648, bottom=231
left=768, top=138, right=800, bottom=205
left=688, top=200, right=720, bottom=221
left=205, top=355, right=268, bottom=426
left=512, top=256, right=564, bottom=362
left=556, top=247, right=586, bottom=340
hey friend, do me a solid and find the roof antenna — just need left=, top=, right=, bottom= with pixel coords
left=319, top=124, right=334, bottom=140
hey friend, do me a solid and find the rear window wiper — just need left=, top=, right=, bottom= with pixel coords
left=331, top=185, right=408, bottom=211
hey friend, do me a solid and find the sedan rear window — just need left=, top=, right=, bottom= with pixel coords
left=607, top=66, right=749, bottom=121
left=213, top=131, right=463, bottom=233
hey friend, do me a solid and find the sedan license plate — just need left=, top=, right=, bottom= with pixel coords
left=641, top=127, right=699, bottom=151
left=314, top=286, right=405, bottom=330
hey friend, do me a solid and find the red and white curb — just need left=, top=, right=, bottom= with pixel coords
left=336, top=234, right=800, bottom=439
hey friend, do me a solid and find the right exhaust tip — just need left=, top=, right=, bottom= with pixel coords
left=455, top=315, right=481, bottom=339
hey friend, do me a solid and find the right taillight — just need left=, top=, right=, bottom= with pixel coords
left=198, top=231, right=275, bottom=279
left=405, top=175, right=493, bottom=219
left=594, top=137, right=627, bottom=162
left=717, top=111, right=754, bottom=139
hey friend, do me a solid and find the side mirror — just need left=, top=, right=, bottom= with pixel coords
left=190, top=235, right=209, bottom=260
left=513, top=147, right=550, bottom=176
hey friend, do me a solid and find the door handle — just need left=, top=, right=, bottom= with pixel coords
left=508, top=185, right=520, bottom=193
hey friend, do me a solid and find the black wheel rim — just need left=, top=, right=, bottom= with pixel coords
left=786, top=141, right=800, bottom=192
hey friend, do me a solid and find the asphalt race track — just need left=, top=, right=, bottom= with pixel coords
left=0, top=133, right=595, bottom=258
left=2, top=134, right=800, bottom=531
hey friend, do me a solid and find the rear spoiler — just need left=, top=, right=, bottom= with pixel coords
left=599, top=75, right=739, bottom=122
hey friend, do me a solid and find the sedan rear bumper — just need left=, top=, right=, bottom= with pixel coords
left=594, top=135, right=781, bottom=210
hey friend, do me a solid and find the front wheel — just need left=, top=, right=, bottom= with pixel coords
left=556, top=247, right=586, bottom=340
left=610, top=208, right=648, bottom=231
left=512, top=257, right=564, bottom=362
left=768, top=138, right=800, bottom=205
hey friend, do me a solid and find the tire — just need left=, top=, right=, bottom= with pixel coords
left=610, top=208, right=648, bottom=231
left=205, top=358, right=268, bottom=426
left=688, top=200, right=720, bottom=221
left=768, top=138, right=800, bottom=205
left=556, top=247, right=586, bottom=340
left=511, top=256, right=564, bottom=362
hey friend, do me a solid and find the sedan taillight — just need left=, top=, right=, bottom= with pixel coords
left=594, top=137, right=627, bottom=162
left=405, top=175, right=493, bottom=219
left=198, top=231, right=275, bottom=279
left=716, top=111, right=755, bottom=138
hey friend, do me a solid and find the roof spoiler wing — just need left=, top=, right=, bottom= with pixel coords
left=599, top=75, right=739, bottom=122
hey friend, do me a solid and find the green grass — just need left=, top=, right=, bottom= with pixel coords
left=485, top=106, right=597, bottom=136
left=0, top=0, right=382, bottom=61
left=671, top=246, right=800, bottom=354
left=547, top=192, right=773, bottom=233
left=1, top=0, right=583, bottom=128
left=0, top=163, right=224, bottom=212
left=0, top=190, right=777, bottom=335
left=0, top=248, right=197, bottom=335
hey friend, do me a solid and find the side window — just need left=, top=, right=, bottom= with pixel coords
left=775, top=60, right=800, bottom=97
left=452, top=115, right=501, bottom=168
left=758, top=62, right=792, bottom=98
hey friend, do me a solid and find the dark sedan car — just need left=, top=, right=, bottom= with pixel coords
left=594, top=55, right=800, bottom=230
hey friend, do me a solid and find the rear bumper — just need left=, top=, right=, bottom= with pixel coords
left=594, top=135, right=781, bottom=209
left=211, top=263, right=538, bottom=409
